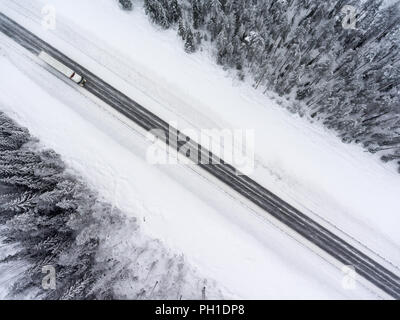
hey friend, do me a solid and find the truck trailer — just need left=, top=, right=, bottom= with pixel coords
left=38, top=51, right=86, bottom=87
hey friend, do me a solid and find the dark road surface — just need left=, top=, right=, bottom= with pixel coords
left=1, top=12, right=399, bottom=299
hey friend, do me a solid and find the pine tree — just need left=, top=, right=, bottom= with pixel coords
left=192, top=0, right=203, bottom=29
left=178, top=18, right=186, bottom=40
left=184, top=24, right=196, bottom=53
left=170, top=0, right=182, bottom=23
left=118, top=0, right=132, bottom=11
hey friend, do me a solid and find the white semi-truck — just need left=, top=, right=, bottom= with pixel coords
left=38, top=51, right=86, bottom=87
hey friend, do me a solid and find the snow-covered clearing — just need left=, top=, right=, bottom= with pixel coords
left=0, top=0, right=398, bottom=299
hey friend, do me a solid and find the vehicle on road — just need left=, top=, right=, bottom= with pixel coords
left=38, top=51, right=86, bottom=86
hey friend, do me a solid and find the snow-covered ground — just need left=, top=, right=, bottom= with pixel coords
left=0, top=0, right=398, bottom=299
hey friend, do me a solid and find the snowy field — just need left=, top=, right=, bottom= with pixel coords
left=0, top=0, right=399, bottom=299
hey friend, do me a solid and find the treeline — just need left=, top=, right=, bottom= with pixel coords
left=0, top=111, right=220, bottom=299
left=120, top=0, right=400, bottom=171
